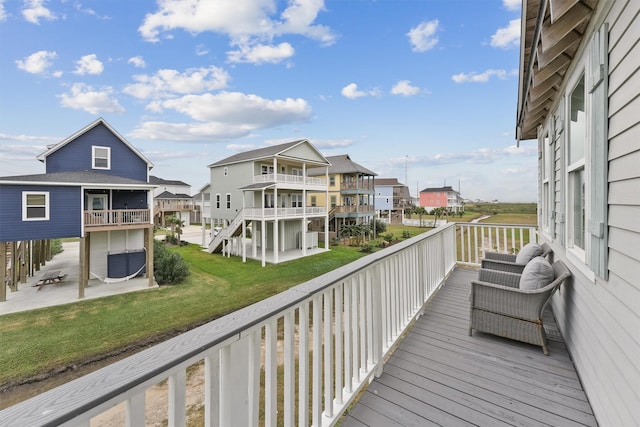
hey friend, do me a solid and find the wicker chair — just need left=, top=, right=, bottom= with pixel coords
left=468, top=260, right=571, bottom=355
left=481, top=242, right=552, bottom=274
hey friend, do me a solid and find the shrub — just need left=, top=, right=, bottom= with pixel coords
left=373, top=220, right=387, bottom=234
left=154, top=241, right=190, bottom=285
left=360, top=243, right=374, bottom=253
left=383, top=233, right=394, bottom=243
left=401, top=230, right=411, bottom=239
left=50, top=239, right=63, bottom=256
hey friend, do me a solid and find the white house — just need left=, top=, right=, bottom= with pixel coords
left=206, top=140, right=331, bottom=266
left=517, top=1, right=639, bottom=425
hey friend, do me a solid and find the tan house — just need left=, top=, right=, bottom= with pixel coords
left=307, top=154, right=377, bottom=238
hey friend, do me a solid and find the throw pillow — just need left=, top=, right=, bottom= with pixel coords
left=515, top=242, right=544, bottom=264
left=519, top=257, right=554, bottom=290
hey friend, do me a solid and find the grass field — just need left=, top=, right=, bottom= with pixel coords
left=0, top=244, right=367, bottom=386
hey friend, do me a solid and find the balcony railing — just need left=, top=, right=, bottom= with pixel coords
left=333, top=205, right=375, bottom=214
left=456, top=222, right=538, bottom=266
left=1, top=222, right=538, bottom=426
left=340, top=181, right=374, bottom=192
left=84, top=209, right=150, bottom=227
left=155, top=202, right=194, bottom=211
left=253, top=173, right=327, bottom=187
left=244, top=206, right=327, bottom=219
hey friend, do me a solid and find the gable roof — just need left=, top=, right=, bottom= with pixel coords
left=375, top=178, right=404, bottom=186
left=36, top=117, right=154, bottom=169
left=149, top=176, right=189, bottom=186
left=307, top=154, right=377, bottom=177
left=155, top=191, right=192, bottom=199
left=420, top=186, right=455, bottom=193
left=208, top=139, right=330, bottom=168
left=0, top=171, right=154, bottom=188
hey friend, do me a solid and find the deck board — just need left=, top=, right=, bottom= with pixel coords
left=341, top=268, right=597, bottom=427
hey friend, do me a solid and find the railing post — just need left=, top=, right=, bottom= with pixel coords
left=298, top=302, right=310, bottom=427
left=204, top=351, right=220, bottom=427
left=126, top=391, right=145, bottom=427
left=168, top=369, right=186, bottom=427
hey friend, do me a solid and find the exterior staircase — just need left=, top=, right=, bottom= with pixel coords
left=207, top=209, right=245, bottom=253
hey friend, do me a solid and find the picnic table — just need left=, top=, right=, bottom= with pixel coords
left=34, top=270, right=66, bottom=290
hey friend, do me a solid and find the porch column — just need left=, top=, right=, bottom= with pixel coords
left=242, top=218, right=247, bottom=263
left=325, top=215, right=329, bottom=249
left=273, top=220, right=279, bottom=264
left=261, top=220, right=266, bottom=267
left=10, top=242, right=17, bottom=291
left=302, top=218, right=307, bottom=256
left=0, top=243, right=6, bottom=301
left=78, top=236, right=87, bottom=299
left=145, top=227, right=154, bottom=287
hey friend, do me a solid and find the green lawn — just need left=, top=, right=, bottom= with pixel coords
left=0, top=244, right=366, bottom=386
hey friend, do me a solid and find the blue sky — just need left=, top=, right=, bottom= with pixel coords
left=0, top=0, right=537, bottom=202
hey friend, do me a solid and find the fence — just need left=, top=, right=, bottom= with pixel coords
left=0, top=224, right=457, bottom=426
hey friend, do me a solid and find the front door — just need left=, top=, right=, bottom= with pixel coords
left=89, top=194, right=108, bottom=211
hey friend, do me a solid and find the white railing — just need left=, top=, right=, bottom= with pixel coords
left=0, top=224, right=457, bottom=427
left=253, top=173, right=327, bottom=187
left=208, top=209, right=244, bottom=253
left=84, top=209, right=150, bottom=227
left=457, top=222, right=538, bottom=266
left=244, top=206, right=327, bottom=219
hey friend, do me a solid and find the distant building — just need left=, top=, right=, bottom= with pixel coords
left=192, top=183, right=211, bottom=225
left=419, top=186, right=463, bottom=213
left=308, top=154, right=377, bottom=235
left=374, top=178, right=412, bottom=224
left=149, top=176, right=193, bottom=227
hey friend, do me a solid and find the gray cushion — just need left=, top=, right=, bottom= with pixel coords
left=515, top=242, right=544, bottom=264
left=519, top=257, right=554, bottom=290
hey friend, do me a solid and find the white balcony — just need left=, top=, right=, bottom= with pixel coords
left=244, top=206, right=327, bottom=220
left=253, top=173, right=327, bottom=190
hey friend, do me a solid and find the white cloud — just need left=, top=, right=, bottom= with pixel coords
left=195, top=44, right=209, bottom=56
left=138, top=0, right=335, bottom=63
left=130, top=91, right=311, bottom=141
left=490, top=19, right=520, bottom=49
left=123, top=66, right=230, bottom=100
left=73, top=54, right=104, bottom=75
left=128, top=56, right=146, bottom=68
left=503, top=0, right=521, bottom=11
left=451, top=69, right=516, bottom=83
left=58, top=83, right=125, bottom=114
left=227, top=42, right=295, bottom=64
left=22, top=0, right=56, bottom=24
left=15, top=50, right=58, bottom=75
left=407, top=20, right=439, bottom=52
left=341, top=83, right=368, bottom=99
left=390, top=80, right=420, bottom=96
left=0, top=0, right=7, bottom=21
left=226, top=143, right=260, bottom=152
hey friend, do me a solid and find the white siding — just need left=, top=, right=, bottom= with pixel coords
left=542, top=2, right=640, bottom=426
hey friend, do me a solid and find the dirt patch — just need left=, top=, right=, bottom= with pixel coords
left=0, top=313, right=230, bottom=410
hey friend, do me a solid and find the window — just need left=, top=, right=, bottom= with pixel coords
left=261, top=165, right=274, bottom=175
left=541, top=131, right=552, bottom=234
left=23, top=191, right=49, bottom=221
left=291, top=194, right=303, bottom=208
left=92, top=146, right=110, bottom=170
left=292, top=168, right=302, bottom=176
left=226, top=194, right=231, bottom=209
left=329, top=175, right=335, bottom=186
left=223, top=167, right=228, bottom=176
left=264, top=193, right=274, bottom=208
left=310, top=196, right=316, bottom=207
left=216, top=194, right=221, bottom=209
left=330, top=195, right=337, bottom=208
left=567, top=75, right=586, bottom=254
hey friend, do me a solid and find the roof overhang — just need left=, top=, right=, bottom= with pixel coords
left=516, top=0, right=598, bottom=143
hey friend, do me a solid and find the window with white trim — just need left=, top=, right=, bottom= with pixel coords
left=541, top=131, right=551, bottom=234
left=567, top=75, right=586, bottom=256
left=92, top=146, right=111, bottom=170
left=223, top=167, right=228, bottom=176
left=310, top=196, right=316, bottom=207
left=216, top=194, right=220, bottom=209
left=264, top=193, right=274, bottom=208
left=562, top=23, right=608, bottom=278
left=291, top=194, right=303, bottom=208
left=261, top=165, right=274, bottom=175
left=226, top=193, right=231, bottom=209
left=23, top=191, right=49, bottom=221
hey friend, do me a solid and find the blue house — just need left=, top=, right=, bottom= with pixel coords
left=0, top=118, right=156, bottom=300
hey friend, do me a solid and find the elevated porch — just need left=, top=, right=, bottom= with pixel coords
left=0, top=223, right=596, bottom=426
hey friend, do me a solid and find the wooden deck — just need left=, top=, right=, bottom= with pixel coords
left=341, top=268, right=597, bottom=427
